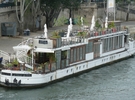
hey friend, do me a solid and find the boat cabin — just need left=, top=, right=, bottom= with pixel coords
left=30, top=27, right=129, bottom=73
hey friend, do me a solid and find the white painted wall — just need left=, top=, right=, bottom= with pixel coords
left=85, top=52, right=93, bottom=60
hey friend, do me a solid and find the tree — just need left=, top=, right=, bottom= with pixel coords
left=40, top=0, right=62, bottom=27
left=62, top=0, right=81, bottom=18
left=31, top=0, right=41, bottom=31
left=15, top=0, right=33, bottom=35
left=40, top=0, right=81, bottom=27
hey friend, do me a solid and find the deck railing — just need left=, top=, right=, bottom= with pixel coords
left=88, top=26, right=122, bottom=37
left=0, top=50, right=10, bottom=65
left=60, top=26, right=124, bottom=47
left=61, top=37, right=85, bottom=46
left=16, top=50, right=33, bottom=65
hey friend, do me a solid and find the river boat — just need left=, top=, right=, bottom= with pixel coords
left=0, top=24, right=135, bottom=88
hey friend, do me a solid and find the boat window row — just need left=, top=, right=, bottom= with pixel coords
left=102, top=35, right=123, bottom=53
left=1, top=72, right=32, bottom=77
left=12, top=73, right=32, bottom=77
left=70, top=45, right=85, bottom=63
left=1, top=72, right=11, bottom=76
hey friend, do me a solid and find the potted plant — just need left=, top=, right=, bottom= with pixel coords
left=46, top=53, right=56, bottom=71
left=101, top=28, right=106, bottom=35
left=50, top=31, right=61, bottom=48
left=95, top=20, right=101, bottom=30
left=77, top=31, right=87, bottom=37
left=5, top=62, right=13, bottom=69
left=108, top=22, right=116, bottom=32
left=12, top=59, right=19, bottom=67
left=51, top=31, right=61, bottom=39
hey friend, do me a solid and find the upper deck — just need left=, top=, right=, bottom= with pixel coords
left=33, top=26, right=128, bottom=51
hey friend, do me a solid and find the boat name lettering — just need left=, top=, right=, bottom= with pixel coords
left=39, top=40, right=48, bottom=44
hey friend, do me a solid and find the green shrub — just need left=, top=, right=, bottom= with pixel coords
left=108, top=22, right=115, bottom=28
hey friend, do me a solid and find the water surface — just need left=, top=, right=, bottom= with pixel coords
left=0, top=57, right=135, bottom=100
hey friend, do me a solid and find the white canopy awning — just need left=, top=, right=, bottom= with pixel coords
left=34, top=48, right=54, bottom=53
left=13, top=45, right=31, bottom=52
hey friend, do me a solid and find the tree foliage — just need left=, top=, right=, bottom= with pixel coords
left=40, top=0, right=62, bottom=27
left=40, top=0, right=81, bottom=27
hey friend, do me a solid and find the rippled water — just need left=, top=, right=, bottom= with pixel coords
left=0, top=57, right=135, bottom=100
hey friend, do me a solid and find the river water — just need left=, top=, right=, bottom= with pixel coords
left=0, top=57, right=135, bottom=100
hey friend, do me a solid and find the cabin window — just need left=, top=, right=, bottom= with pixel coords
left=109, top=38, right=112, bottom=51
left=36, top=53, right=47, bottom=64
left=107, top=38, right=109, bottom=52
left=111, top=37, right=114, bottom=50
left=122, top=35, right=124, bottom=47
left=45, top=63, right=51, bottom=73
left=61, top=59, right=66, bottom=69
left=113, top=37, right=115, bottom=50
left=105, top=38, right=108, bottom=52
left=103, top=39, right=105, bottom=52
left=102, top=38, right=107, bottom=53
left=61, top=50, right=67, bottom=69
left=77, top=48, right=80, bottom=61
left=116, top=36, right=119, bottom=49
left=86, top=44, right=89, bottom=53
left=102, top=35, right=124, bottom=53
left=70, top=49, right=74, bottom=63
left=83, top=46, right=86, bottom=59
left=61, top=51, right=67, bottom=60
left=73, top=48, right=77, bottom=62
left=70, top=45, right=85, bottom=63
left=117, top=36, right=120, bottom=48
left=119, top=35, right=122, bottom=48
left=80, top=47, right=83, bottom=60
left=86, top=41, right=93, bottom=53
left=55, top=50, right=61, bottom=69
left=51, top=63, right=56, bottom=71
left=89, top=41, right=93, bottom=53
left=114, top=37, right=117, bottom=49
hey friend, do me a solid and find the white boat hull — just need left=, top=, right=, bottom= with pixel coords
left=0, top=48, right=134, bottom=88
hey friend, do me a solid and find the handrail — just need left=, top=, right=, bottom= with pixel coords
left=16, top=48, right=34, bottom=69
left=18, top=38, right=33, bottom=46
left=0, top=50, right=10, bottom=64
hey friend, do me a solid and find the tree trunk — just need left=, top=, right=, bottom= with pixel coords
left=0, top=23, right=1, bottom=37
left=126, top=4, right=130, bottom=21
left=19, top=22, right=24, bottom=35
left=31, top=0, right=40, bottom=31
left=46, top=14, right=56, bottom=27
left=32, top=16, right=35, bottom=31
left=69, top=8, right=72, bottom=18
